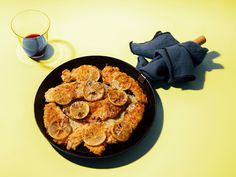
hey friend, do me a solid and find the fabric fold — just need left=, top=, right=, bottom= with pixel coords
left=130, top=31, right=208, bottom=83
left=130, top=31, right=179, bottom=59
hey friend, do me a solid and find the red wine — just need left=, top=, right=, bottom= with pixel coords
left=25, top=34, right=41, bottom=38
left=23, top=34, right=48, bottom=59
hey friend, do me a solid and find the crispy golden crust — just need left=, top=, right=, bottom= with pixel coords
left=61, top=69, right=71, bottom=82
left=129, top=78, right=147, bottom=103
left=66, top=126, right=85, bottom=150
left=43, top=103, right=67, bottom=129
left=101, top=66, right=120, bottom=84
left=53, top=138, right=68, bottom=145
left=44, top=65, right=147, bottom=156
left=83, top=81, right=105, bottom=101
left=101, top=66, right=147, bottom=103
left=123, top=102, right=145, bottom=130
left=75, top=65, right=100, bottom=82
left=106, top=126, right=119, bottom=144
left=107, top=89, right=128, bottom=106
left=84, top=143, right=107, bottom=156
left=44, top=82, right=77, bottom=105
left=74, top=82, right=85, bottom=99
left=61, top=65, right=101, bottom=83
left=89, top=99, right=124, bottom=121
left=67, top=123, right=108, bottom=156
left=110, top=72, right=132, bottom=90
left=44, top=103, right=72, bottom=145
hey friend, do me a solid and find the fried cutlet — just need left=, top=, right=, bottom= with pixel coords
left=101, top=66, right=147, bottom=103
left=43, top=103, right=67, bottom=129
left=44, top=65, right=147, bottom=156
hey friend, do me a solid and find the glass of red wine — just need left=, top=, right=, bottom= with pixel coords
left=11, top=10, right=50, bottom=60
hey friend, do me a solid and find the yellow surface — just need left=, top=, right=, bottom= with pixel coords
left=0, top=0, right=236, bottom=177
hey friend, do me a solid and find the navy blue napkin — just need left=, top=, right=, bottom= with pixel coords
left=130, top=31, right=208, bottom=83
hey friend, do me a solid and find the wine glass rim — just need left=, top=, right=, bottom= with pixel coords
left=11, top=9, right=51, bottom=38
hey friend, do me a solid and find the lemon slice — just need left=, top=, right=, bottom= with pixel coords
left=107, top=89, right=128, bottom=106
left=69, top=101, right=90, bottom=119
left=111, top=73, right=131, bottom=90
left=83, top=124, right=106, bottom=146
left=83, top=81, right=105, bottom=101
left=111, top=121, right=132, bottom=142
left=72, top=65, right=100, bottom=82
left=48, top=118, right=72, bottom=140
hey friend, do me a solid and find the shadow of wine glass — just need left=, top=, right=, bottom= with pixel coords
left=35, top=44, right=55, bottom=61
left=38, top=39, right=77, bottom=69
left=152, top=51, right=223, bottom=90
left=53, top=91, right=163, bottom=168
left=16, top=39, right=77, bottom=69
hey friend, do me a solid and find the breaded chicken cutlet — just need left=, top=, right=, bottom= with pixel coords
left=43, top=65, right=147, bottom=156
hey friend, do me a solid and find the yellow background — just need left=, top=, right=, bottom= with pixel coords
left=0, top=0, right=236, bottom=177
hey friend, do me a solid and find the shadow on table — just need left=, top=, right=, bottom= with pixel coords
left=16, top=39, right=76, bottom=69
left=34, top=43, right=55, bottom=61
left=53, top=91, right=163, bottom=168
left=152, top=51, right=223, bottom=90
left=38, top=39, right=77, bottom=69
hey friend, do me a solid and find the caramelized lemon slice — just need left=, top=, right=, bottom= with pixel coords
left=69, top=101, right=90, bottom=119
left=83, top=81, right=105, bottom=101
left=111, top=121, right=132, bottom=142
left=83, top=124, right=106, bottom=146
left=48, top=118, right=72, bottom=140
left=110, top=72, right=131, bottom=90
left=107, top=89, right=128, bottom=106
left=72, top=65, right=100, bottom=82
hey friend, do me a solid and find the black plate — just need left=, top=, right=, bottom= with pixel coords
left=34, top=55, right=156, bottom=159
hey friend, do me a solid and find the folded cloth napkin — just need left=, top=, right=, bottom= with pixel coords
left=130, top=31, right=208, bottom=83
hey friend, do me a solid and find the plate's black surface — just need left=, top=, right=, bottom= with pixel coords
left=34, top=55, right=156, bottom=159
